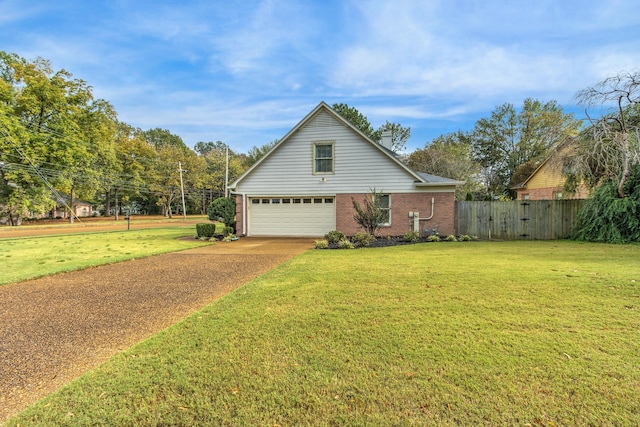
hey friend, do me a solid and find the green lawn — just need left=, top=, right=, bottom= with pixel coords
left=0, top=226, right=217, bottom=285
left=8, top=241, right=640, bottom=426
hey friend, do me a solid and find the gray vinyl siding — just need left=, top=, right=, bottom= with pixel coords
left=237, top=110, right=421, bottom=195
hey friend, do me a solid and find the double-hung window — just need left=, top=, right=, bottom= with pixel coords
left=313, top=142, right=334, bottom=174
left=378, top=194, right=390, bottom=225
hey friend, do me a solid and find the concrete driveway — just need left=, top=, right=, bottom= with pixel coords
left=0, top=237, right=313, bottom=423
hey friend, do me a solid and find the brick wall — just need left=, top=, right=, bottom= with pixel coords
left=517, top=186, right=589, bottom=200
left=235, top=194, right=244, bottom=235
left=336, top=192, right=456, bottom=236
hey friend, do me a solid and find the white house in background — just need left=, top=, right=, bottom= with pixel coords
left=229, top=102, right=463, bottom=237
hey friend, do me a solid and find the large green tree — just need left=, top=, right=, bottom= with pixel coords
left=0, top=51, right=116, bottom=224
left=407, top=131, right=481, bottom=200
left=471, top=98, right=581, bottom=198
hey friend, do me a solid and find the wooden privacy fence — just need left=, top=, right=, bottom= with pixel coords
left=456, top=200, right=584, bottom=240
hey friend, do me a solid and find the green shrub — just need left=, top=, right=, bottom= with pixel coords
left=207, top=197, right=236, bottom=231
left=353, top=231, right=376, bottom=247
left=573, top=170, right=640, bottom=243
left=314, top=239, right=329, bottom=249
left=222, top=234, right=236, bottom=242
left=223, top=226, right=235, bottom=237
left=444, top=234, right=458, bottom=242
left=337, top=238, right=355, bottom=249
left=403, top=230, right=421, bottom=242
left=325, top=230, right=345, bottom=244
left=196, top=223, right=217, bottom=238
left=426, top=234, right=440, bottom=242
left=459, top=234, right=472, bottom=241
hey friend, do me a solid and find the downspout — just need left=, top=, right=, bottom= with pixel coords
left=243, top=193, right=247, bottom=236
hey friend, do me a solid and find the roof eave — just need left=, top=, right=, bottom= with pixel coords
left=415, top=181, right=465, bottom=188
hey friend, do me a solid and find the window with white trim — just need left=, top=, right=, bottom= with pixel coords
left=313, top=142, right=334, bottom=174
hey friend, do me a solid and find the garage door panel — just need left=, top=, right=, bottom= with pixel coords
left=249, top=197, right=335, bottom=236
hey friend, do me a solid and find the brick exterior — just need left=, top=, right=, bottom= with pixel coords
left=235, top=194, right=244, bottom=235
left=336, top=192, right=456, bottom=237
left=516, top=186, right=589, bottom=201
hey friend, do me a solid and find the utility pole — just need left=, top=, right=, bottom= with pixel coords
left=178, top=162, right=187, bottom=220
left=225, top=145, right=229, bottom=198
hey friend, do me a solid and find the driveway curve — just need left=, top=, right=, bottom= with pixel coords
left=0, top=237, right=313, bottom=423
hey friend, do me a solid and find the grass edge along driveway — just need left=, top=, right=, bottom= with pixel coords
left=0, top=226, right=216, bottom=285
left=8, top=240, right=640, bottom=426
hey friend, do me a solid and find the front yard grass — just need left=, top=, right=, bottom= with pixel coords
left=8, top=241, right=640, bottom=426
left=0, top=226, right=217, bottom=285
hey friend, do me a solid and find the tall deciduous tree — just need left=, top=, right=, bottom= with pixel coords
left=407, top=131, right=481, bottom=200
left=0, top=51, right=116, bottom=224
left=471, top=98, right=581, bottom=197
left=245, top=139, right=278, bottom=166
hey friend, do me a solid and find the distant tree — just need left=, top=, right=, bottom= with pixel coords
left=144, top=128, right=187, bottom=150
left=408, top=131, right=481, bottom=200
left=471, top=98, right=581, bottom=198
left=378, top=121, right=411, bottom=153
left=245, top=139, right=278, bottom=166
left=332, top=103, right=411, bottom=153
left=106, top=122, right=155, bottom=218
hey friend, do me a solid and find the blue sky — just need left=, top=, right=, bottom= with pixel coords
left=2, top=0, right=638, bottom=153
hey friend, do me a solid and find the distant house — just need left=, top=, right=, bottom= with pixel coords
left=514, top=143, right=589, bottom=201
left=39, top=197, right=94, bottom=219
left=229, top=102, right=462, bottom=237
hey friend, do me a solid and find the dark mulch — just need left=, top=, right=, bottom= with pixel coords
left=324, top=235, right=458, bottom=249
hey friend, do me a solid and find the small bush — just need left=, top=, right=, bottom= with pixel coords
left=222, top=234, right=236, bottom=242
left=337, top=238, right=355, bottom=249
left=196, top=223, right=217, bottom=238
left=426, top=234, right=440, bottom=242
left=325, top=230, right=345, bottom=244
left=315, top=239, right=329, bottom=249
left=353, top=231, right=376, bottom=247
left=403, top=230, right=421, bottom=242
left=444, top=234, right=457, bottom=242
left=459, top=234, right=472, bottom=241
left=207, top=197, right=236, bottom=231
left=223, top=226, right=235, bottom=237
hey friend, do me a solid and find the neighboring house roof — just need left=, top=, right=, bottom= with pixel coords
left=230, top=101, right=464, bottom=190
left=512, top=139, right=575, bottom=191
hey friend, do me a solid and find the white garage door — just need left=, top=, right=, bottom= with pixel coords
left=248, top=197, right=336, bottom=236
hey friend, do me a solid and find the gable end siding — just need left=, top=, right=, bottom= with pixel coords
left=236, top=111, right=422, bottom=195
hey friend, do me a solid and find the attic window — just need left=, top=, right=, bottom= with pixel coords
left=313, top=142, right=334, bottom=174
